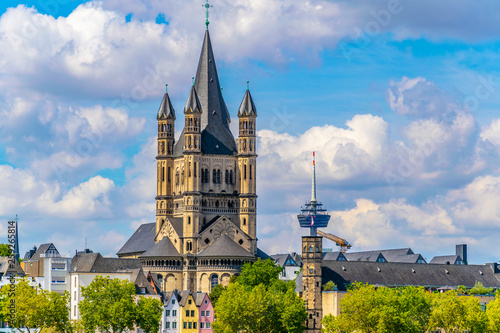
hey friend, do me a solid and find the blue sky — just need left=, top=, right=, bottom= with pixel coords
left=1, top=0, right=500, bottom=264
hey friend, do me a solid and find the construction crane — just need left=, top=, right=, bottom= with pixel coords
left=316, top=230, right=352, bottom=253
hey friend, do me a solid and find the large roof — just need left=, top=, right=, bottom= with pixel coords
left=198, top=234, right=254, bottom=257
left=117, top=223, right=156, bottom=256
left=24, top=243, right=59, bottom=261
left=430, top=255, right=463, bottom=265
left=139, top=236, right=180, bottom=258
left=321, top=260, right=500, bottom=291
left=71, top=253, right=142, bottom=273
left=174, top=29, right=237, bottom=156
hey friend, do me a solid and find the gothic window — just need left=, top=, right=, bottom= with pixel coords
left=249, top=121, right=253, bottom=129
left=167, top=124, right=171, bottom=132
left=181, top=168, right=184, bottom=185
left=217, top=169, right=222, bottom=183
left=249, top=140, right=252, bottom=151
left=188, top=162, right=191, bottom=177
left=249, top=165, right=252, bottom=180
left=244, top=165, right=247, bottom=180
left=243, top=139, right=247, bottom=150
left=162, top=167, right=165, bottom=182
left=188, top=136, right=192, bottom=148
left=213, top=169, right=217, bottom=184
left=188, top=216, right=191, bottom=224
left=243, top=218, right=246, bottom=226
left=225, top=170, right=229, bottom=184
left=194, top=137, right=198, bottom=148
left=175, top=171, right=179, bottom=185
left=194, top=162, right=197, bottom=177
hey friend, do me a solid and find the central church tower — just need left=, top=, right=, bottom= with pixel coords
left=149, top=27, right=258, bottom=293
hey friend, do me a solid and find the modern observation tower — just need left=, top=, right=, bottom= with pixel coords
left=297, top=152, right=331, bottom=236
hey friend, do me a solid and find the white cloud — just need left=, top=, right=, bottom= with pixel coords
left=36, top=175, right=115, bottom=218
left=481, top=118, right=500, bottom=148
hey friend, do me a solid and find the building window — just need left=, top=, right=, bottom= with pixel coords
left=201, top=310, right=205, bottom=317
left=309, top=269, right=313, bottom=274
left=193, top=322, right=197, bottom=329
left=206, top=322, right=211, bottom=328
left=249, top=165, right=252, bottom=179
left=188, top=322, right=192, bottom=329
left=172, top=310, right=177, bottom=316
left=211, top=274, right=219, bottom=290
left=244, top=165, right=247, bottom=179
left=225, top=169, right=229, bottom=183
left=186, top=310, right=189, bottom=317
left=194, top=162, right=197, bottom=177
left=165, top=322, right=170, bottom=329
left=172, top=322, right=177, bottom=328
left=74, top=305, right=76, bottom=317
left=183, top=322, right=187, bottom=329
left=191, top=310, right=195, bottom=317
left=206, top=310, right=210, bottom=317
left=205, top=300, right=208, bottom=304
left=201, top=322, right=205, bottom=329
left=168, top=167, right=171, bottom=181
left=166, top=310, right=170, bottom=316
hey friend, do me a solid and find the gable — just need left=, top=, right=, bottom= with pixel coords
left=197, top=215, right=251, bottom=253
left=156, top=217, right=182, bottom=253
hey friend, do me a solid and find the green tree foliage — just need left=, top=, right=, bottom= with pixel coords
left=79, top=276, right=137, bottom=333
left=469, top=281, right=494, bottom=295
left=0, top=276, right=70, bottom=332
left=212, top=258, right=307, bottom=333
left=0, top=243, right=13, bottom=257
left=322, top=283, right=432, bottom=333
left=428, top=290, right=487, bottom=333
left=209, top=284, right=227, bottom=308
left=136, top=296, right=163, bottom=333
left=487, top=291, right=500, bottom=331
left=323, top=281, right=337, bottom=291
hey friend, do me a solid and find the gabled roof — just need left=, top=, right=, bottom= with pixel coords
left=0, top=257, right=25, bottom=276
left=321, top=260, right=500, bottom=291
left=271, top=253, right=300, bottom=267
left=71, top=253, right=142, bottom=273
left=117, top=223, right=156, bottom=257
left=25, top=243, right=59, bottom=261
left=164, top=290, right=180, bottom=305
left=238, top=89, right=257, bottom=117
left=430, top=255, right=463, bottom=265
left=256, top=247, right=271, bottom=260
left=345, top=251, right=386, bottom=263
left=165, top=216, right=184, bottom=238
left=194, top=292, right=208, bottom=306
left=323, top=251, right=347, bottom=261
left=139, top=236, right=180, bottom=258
left=198, top=234, right=254, bottom=257
left=157, top=92, right=176, bottom=120
left=179, top=290, right=193, bottom=307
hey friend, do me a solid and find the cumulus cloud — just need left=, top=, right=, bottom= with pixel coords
left=481, top=118, right=500, bottom=148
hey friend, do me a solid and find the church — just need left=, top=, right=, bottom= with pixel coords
left=117, top=25, right=263, bottom=294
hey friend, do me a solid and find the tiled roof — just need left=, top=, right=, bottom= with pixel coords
left=139, top=236, right=180, bottom=258
left=430, top=255, right=463, bottom=265
left=71, top=253, right=141, bottom=273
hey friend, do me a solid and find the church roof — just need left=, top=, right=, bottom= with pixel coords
left=117, top=222, right=156, bottom=257
left=174, top=29, right=237, bottom=157
left=198, top=234, right=254, bottom=257
left=157, top=92, right=176, bottom=120
left=238, top=89, right=257, bottom=117
left=168, top=216, right=184, bottom=237
left=139, top=236, right=180, bottom=258
left=184, top=85, right=202, bottom=113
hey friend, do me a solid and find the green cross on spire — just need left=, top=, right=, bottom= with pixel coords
left=203, top=0, right=213, bottom=29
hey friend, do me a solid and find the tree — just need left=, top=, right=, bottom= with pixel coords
left=322, top=283, right=432, bottom=333
left=0, top=243, right=13, bottom=257
left=79, top=276, right=137, bottom=333
left=212, top=258, right=307, bottom=333
left=428, top=290, right=487, bottom=333
left=469, top=281, right=494, bottom=295
left=209, top=284, right=227, bottom=308
left=323, top=281, right=337, bottom=291
left=0, top=276, right=70, bottom=333
left=487, top=291, right=500, bottom=331
left=136, top=296, right=163, bottom=333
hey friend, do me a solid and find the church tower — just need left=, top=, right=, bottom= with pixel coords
left=156, top=86, right=176, bottom=235
left=238, top=85, right=258, bottom=247
left=143, top=21, right=259, bottom=293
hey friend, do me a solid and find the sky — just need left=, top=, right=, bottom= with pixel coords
left=1, top=0, right=500, bottom=264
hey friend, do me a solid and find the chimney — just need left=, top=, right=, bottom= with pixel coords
left=456, top=244, right=467, bottom=265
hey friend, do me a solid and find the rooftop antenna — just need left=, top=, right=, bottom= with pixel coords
left=203, top=0, right=213, bottom=29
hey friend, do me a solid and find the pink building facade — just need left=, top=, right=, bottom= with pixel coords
left=197, top=293, right=214, bottom=332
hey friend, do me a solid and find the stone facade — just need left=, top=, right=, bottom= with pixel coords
left=302, top=236, right=323, bottom=333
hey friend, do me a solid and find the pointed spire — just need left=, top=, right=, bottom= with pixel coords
left=184, top=85, right=202, bottom=113
left=194, top=29, right=231, bottom=129
left=311, top=152, right=317, bottom=203
left=238, top=86, right=257, bottom=117
left=157, top=87, right=176, bottom=120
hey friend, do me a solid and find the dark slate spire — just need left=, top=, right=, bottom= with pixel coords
left=157, top=91, right=176, bottom=120
left=238, top=89, right=257, bottom=117
left=184, top=85, right=202, bottom=113
left=191, top=29, right=237, bottom=155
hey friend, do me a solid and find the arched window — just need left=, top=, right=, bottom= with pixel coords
left=217, top=169, right=221, bottom=184
left=243, top=139, right=247, bottom=149
left=211, top=274, right=219, bottom=290
left=230, top=170, right=234, bottom=184
left=161, top=167, right=165, bottom=181
left=188, top=216, right=191, bottom=224
left=249, top=140, right=252, bottom=151
left=181, top=168, right=184, bottom=184
left=243, top=218, right=246, bottom=226
left=225, top=170, right=229, bottom=184
left=309, top=245, right=314, bottom=252
left=304, top=245, right=307, bottom=252
left=213, top=169, right=217, bottom=184
left=188, top=136, right=192, bottom=148
left=249, top=121, right=253, bottom=129
left=167, top=124, right=171, bottom=132
left=175, top=171, right=179, bottom=185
